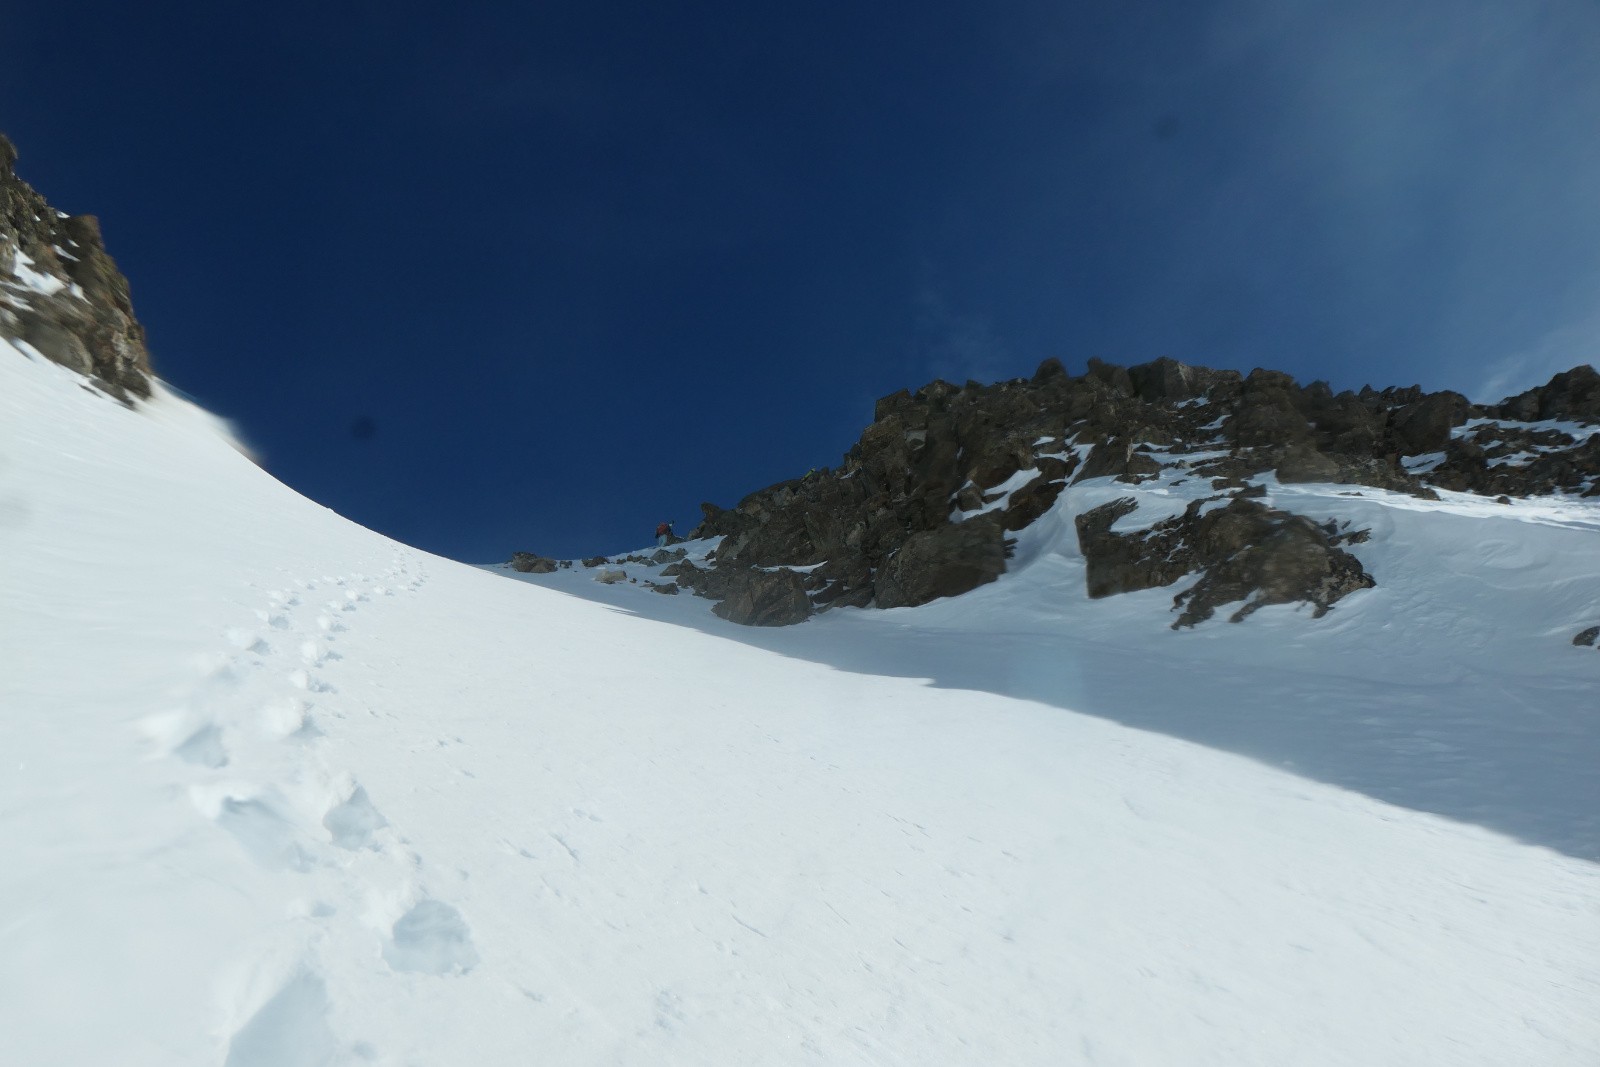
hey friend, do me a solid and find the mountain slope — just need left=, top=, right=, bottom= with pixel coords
left=4, top=347, right=1599, bottom=1065
left=650, top=357, right=1598, bottom=629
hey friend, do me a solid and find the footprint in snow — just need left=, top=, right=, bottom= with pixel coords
left=222, top=970, right=342, bottom=1067
left=287, top=669, right=334, bottom=694
left=383, top=900, right=479, bottom=975
left=323, top=786, right=388, bottom=851
left=174, top=722, right=230, bottom=768
left=224, top=628, right=270, bottom=654
left=213, top=792, right=317, bottom=872
left=260, top=697, right=312, bottom=739
left=140, top=709, right=229, bottom=767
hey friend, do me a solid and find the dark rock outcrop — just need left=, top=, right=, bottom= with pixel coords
left=1388, top=391, right=1470, bottom=456
left=1270, top=443, right=1342, bottom=484
left=1574, top=626, right=1600, bottom=648
left=1494, top=366, right=1600, bottom=424
left=1, top=133, right=153, bottom=400
left=1074, top=437, right=1162, bottom=483
left=627, top=357, right=1593, bottom=625
left=874, top=517, right=1010, bottom=609
left=1075, top=495, right=1375, bottom=626
left=1171, top=512, right=1376, bottom=628
left=1428, top=422, right=1600, bottom=498
left=509, top=552, right=558, bottom=574
left=708, top=567, right=813, bottom=626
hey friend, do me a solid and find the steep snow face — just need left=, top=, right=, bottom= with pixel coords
left=530, top=456, right=1600, bottom=862
left=3, top=347, right=1599, bottom=1066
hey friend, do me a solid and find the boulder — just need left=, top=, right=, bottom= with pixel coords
left=710, top=568, right=812, bottom=626
left=1076, top=498, right=1181, bottom=598
left=1275, top=443, right=1342, bottom=484
left=1388, top=391, right=1468, bottom=455
left=1074, top=496, right=1375, bottom=625
left=509, top=552, right=558, bottom=574
left=1128, top=357, right=1203, bottom=403
left=874, top=518, right=1008, bottom=609
left=1173, top=511, right=1375, bottom=627
left=594, top=568, right=627, bottom=585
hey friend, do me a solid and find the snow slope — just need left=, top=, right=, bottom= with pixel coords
left=2, top=346, right=1598, bottom=1065
left=533, top=463, right=1600, bottom=863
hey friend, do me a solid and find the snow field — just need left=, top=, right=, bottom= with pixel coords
left=2, top=347, right=1598, bottom=1065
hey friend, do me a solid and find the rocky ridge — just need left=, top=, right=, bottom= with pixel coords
left=538, top=356, right=1599, bottom=628
left=0, top=133, right=153, bottom=401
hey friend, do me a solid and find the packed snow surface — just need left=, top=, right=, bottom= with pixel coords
left=2, top=346, right=1598, bottom=1065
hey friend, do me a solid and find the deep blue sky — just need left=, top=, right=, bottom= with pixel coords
left=6, top=1, right=1599, bottom=561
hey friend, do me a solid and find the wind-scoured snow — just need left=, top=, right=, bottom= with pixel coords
left=2, top=345, right=1598, bottom=1065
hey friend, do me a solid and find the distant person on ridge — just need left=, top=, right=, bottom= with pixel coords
left=656, top=521, right=674, bottom=547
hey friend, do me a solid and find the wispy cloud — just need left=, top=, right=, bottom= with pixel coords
left=1474, top=301, right=1600, bottom=404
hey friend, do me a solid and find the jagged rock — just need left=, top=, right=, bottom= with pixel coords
left=874, top=517, right=1008, bottom=609
left=710, top=568, right=812, bottom=626
left=652, top=358, right=1590, bottom=627
left=1193, top=451, right=1273, bottom=486
left=1227, top=376, right=1314, bottom=449
left=1075, top=496, right=1374, bottom=625
left=1307, top=391, right=1384, bottom=456
left=1496, top=365, right=1600, bottom=424
left=580, top=556, right=609, bottom=567
left=1001, top=473, right=1068, bottom=532
left=1085, top=357, right=1134, bottom=396
left=1388, top=391, right=1469, bottom=455
left=1, top=133, right=153, bottom=400
left=966, top=433, right=1036, bottom=490
left=1333, top=456, right=1438, bottom=498
left=1429, top=422, right=1600, bottom=497
left=1076, top=498, right=1182, bottom=598
left=648, top=582, right=679, bottom=595
left=509, top=552, right=558, bottom=574
left=1074, top=437, right=1161, bottom=483
left=1033, top=357, right=1068, bottom=383
left=1173, top=508, right=1375, bottom=627
left=1275, top=443, right=1342, bottom=483
left=954, top=484, right=987, bottom=512
left=1574, top=626, right=1600, bottom=648
left=672, top=559, right=737, bottom=600
left=1125, top=356, right=1230, bottom=403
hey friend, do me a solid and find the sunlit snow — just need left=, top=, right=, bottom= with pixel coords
left=2, top=344, right=1597, bottom=1065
